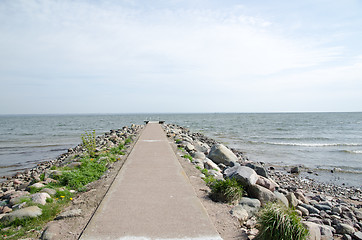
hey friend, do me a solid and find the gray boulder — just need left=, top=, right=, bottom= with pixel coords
left=55, top=209, right=82, bottom=220
left=335, top=223, right=355, bottom=235
left=230, top=206, right=248, bottom=223
left=248, top=184, right=277, bottom=206
left=1, top=206, right=42, bottom=222
left=208, top=144, right=238, bottom=166
left=238, top=197, right=261, bottom=215
left=31, top=192, right=51, bottom=205
left=246, top=162, right=269, bottom=178
left=274, top=191, right=288, bottom=207
left=353, top=232, right=362, bottom=240
left=194, top=140, right=210, bottom=153
left=303, top=221, right=321, bottom=240
left=224, top=166, right=258, bottom=187
left=300, top=203, right=320, bottom=215
left=256, top=176, right=278, bottom=191
left=191, top=151, right=206, bottom=160
left=286, top=192, right=298, bottom=208
left=204, top=158, right=222, bottom=172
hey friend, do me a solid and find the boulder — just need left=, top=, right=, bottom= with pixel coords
left=1, top=206, right=42, bottom=222
left=248, top=184, right=277, bottom=206
left=291, top=166, right=300, bottom=174
left=41, top=188, right=57, bottom=196
left=31, top=193, right=51, bottom=205
left=353, top=231, right=362, bottom=240
left=191, top=151, right=206, bottom=160
left=319, top=225, right=334, bottom=240
left=303, top=221, right=321, bottom=240
left=204, top=158, right=222, bottom=172
left=274, top=191, right=289, bottom=207
left=30, top=182, right=45, bottom=189
left=245, top=162, right=269, bottom=178
left=256, top=176, right=278, bottom=192
left=295, top=191, right=309, bottom=203
left=238, top=197, right=261, bottom=215
left=185, top=143, right=195, bottom=152
left=224, top=166, right=258, bottom=187
left=286, top=192, right=298, bottom=208
left=335, top=223, right=355, bottom=235
left=194, top=140, right=210, bottom=153
left=300, top=203, right=320, bottom=215
left=208, top=144, right=238, bottom=166
left=41, top=222, right=61, bottom=240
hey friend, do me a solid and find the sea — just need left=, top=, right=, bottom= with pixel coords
left=0, top=113, right=361, bottom=188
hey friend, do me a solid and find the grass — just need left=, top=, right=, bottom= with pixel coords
left=81, top=130, right=97, bottom=157
left=0, top=139, right=131, bottom=239
left=182, top=154, right=193, bottom=162
left=256, top=203, right=309, bottom=240
left=208, top=178, right=244, bottom=203
left=175, top=139, right=182, bottom=144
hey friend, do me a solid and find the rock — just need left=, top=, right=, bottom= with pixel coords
left=55, top=209, right=82, bottom=220
left=274, top=191, right=289, bottom=207
left=230, top=206, right=249, bottom=223
left=30, top=182, right=45, bottom=189
left=194, top=140, right=210, bottom=153
left=315, top=204, right=331, bottom=211
left=332, top=206, right=342, bottom=215
left=336, top=223, right=355, bottom=235
left=185, top=143, right=195, bottom=152
left=208, top=144, right=238, bottom=166
left=319, top=224, right=334, bottom=240
left=13, top=179, right=22, bottom=185
left=354, top=209, right=362, bottom=221
left=297, top=205, right=309, bottom=216
left=208, top=170, right=223, bottom=180
left=41, top=188, right=57, bottom=196
left=256, top=176, right=278, bottom=192
left=353, top=231, right=362, bottom=240
left=238, top=197, right=261, bottom=215
left=224, top=166, right=258, bottom=187
left=191, top=151, right=206, bottom=160
left=31, top=192, right=51, bottom=205
left=301, top=203, right=320, bottom=215
left=286, top=192, right=298, bottom=208
left=295, top=191, right=309, bottom=204
left=291, top=166, right=300, bottom=174
left=204, top=158, right=222, bottom=171
left=1, top=206, right=42, bottom=222
left=245, top=162, right=269, bottom=178
left=248, top=184, right=277, bottom=206
left=303, top=221, right=321, bottom=240
left=343, top=234, right=352, bottom=240
left=0, top=206, right=12, bottom=214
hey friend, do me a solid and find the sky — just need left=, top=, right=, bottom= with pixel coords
left=0, top=0, right=362, bottom=114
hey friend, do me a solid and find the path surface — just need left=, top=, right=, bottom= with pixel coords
left=80, top=122, right=222, bottom=240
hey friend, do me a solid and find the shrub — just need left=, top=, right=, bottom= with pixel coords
left=81, top=130, right=97, bottom=157
left=256, top=203, right=309, bottom=240
left=209, top=178, right=243, bottom=203
left=182, top=154, right=193, bottom=162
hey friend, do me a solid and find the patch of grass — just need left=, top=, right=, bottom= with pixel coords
left=182, top=154, right=193, bottom=162
left=50, top=166, right=57, bottom=170
left=110, top=144, right=125, bottom=156
left=175, top=139, right=182, bottom=144
left=124, top=138, right=132, bottom=145
left=57, top=156, right=107, bottom=191
left=40, top=173, right=45, bottom=181
left=195, top=166, right=201, bottom=170
left=208, top=178, right=244, bottom=203
left=256, top=203, right=309, bottom=240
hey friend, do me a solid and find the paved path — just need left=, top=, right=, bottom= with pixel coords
left=80, top=123, right=222, bottom=240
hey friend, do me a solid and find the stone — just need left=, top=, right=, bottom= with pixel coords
left=336, top=223, right=355, bottom=235
left=352, top=231, right=362, bottom=240
left=332, top=206, right=342, bottom=215
left=191, top=151, right=206, bottom=160
left=315, top=204, right=331, bottom=211
left=30, top=182, right=45, bottom=189
left=248, top=184, right=277, bottom=206
left=256, top=176, right=278, bottom=192
left=204, top=158, right=221, bottom=171
left=194, top=140, right=210, bottom=153
left=300, top=203, right=320, bottom=215
left=343, top=234, right=352, bottom=240
left=286, top=192, right=298, bottom=208
left=297, top=205, right=309, bottom=216
left=230, top=206, right=249, bottom=223
left=291, top=166, right=300, bottom=174
left=245, top=162, right=269, bottom=178
left=185, top=143, right=195, bottom=152
left=1, top=206, right=42, bottom=222
left=41, top=188, right=57, bottom=196
left=354, top=209, right=362, bottom=221
left=303, top=221, right=321, bottom=240
left=274, top=191, right=289, bottom=207
left=224, top=166, right=258, bottom=187
left=208, top=144, right=238, bottom=166
left=238, top=197, right=261, bottom=215
left=0, top=206, right=12, bottom=214
left=319, top=224, right=334, bottom=240
left=55, top=209, right=82, bottom=220
left=295, top=191, right=309, bottom=203
left=31, top=193, right=51, bottom=205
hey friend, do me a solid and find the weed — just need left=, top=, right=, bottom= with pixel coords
left=124, top=138, right=132, bottom=145
left=209, top=178, right=244, bottom=203
left=50, top=166, right=57, bottom=170
left=256, top=203, right=309, bottom=240
left=110, top=144, right=125, bottom=156
left=195, top=166, right=201, bottom=170
left=175, top=139, right=182, bottom=144
left=81, top=130, right=97, bottom=157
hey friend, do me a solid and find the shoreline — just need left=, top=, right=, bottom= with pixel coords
left=0, top=122, right=361, bottom=239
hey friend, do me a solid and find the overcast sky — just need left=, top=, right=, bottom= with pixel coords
left=1, top=0, right=361, bottom=114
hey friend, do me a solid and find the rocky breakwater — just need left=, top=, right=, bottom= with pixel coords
left=0, top=124, right=142, bottom=239
left=164, top=124, right=362, bottom=240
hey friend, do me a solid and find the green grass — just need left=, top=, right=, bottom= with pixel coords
left=81, top=130, right=97, bottom=157
left=182, top=154, right=193, bottom=162
left=109, top=143, right=125, bottom=155
left=175, top=139, right=182, bottom=144
left=256, top=203, right=309, bottom=240
left=208, top=178, right=244, bottom=203
left=124, top=138, right=132, bottom=145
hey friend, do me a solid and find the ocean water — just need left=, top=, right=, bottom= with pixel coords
left=0, top=113, right=361, bottom=187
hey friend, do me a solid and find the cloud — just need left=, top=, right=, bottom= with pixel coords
left=0, top=0, right=361, bottom=113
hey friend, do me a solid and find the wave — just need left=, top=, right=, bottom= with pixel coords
left=339, top=150, right=362, bottom=154
left=247, top=141, right=362, bottom=147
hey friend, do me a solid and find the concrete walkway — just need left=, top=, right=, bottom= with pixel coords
left=80, top=123, right=222, bottom=240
